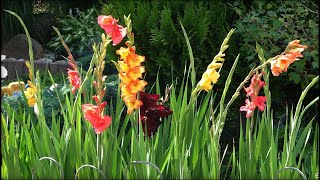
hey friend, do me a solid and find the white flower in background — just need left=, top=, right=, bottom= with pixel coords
left=34, top=102, right=39, bottom=117
left=49, top=83, right=59, bottom=91
left=1, top=55, right=8, bottom=78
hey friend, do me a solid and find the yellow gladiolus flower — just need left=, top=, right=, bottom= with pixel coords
left=117, top=47, right=130, bottom=60
left=24, top=80, right=37, bottom=107
left=123, top=97, right=142, bottom=114
left=127, top=66, right=145, bottom=80
left=198, top=68, right=220, bottom=92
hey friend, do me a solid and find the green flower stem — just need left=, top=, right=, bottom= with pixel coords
left=223, top=58, right=272, bottom=115
left=97, top=134, right=100, bottom=171
left=52, top=26, right=79, bottom=71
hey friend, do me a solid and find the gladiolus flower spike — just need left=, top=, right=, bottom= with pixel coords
left=240, top=72, right=267, bottom=118
left=191, top=29, right=235, bottom=98
left=117, top=42, right=147, bottom=114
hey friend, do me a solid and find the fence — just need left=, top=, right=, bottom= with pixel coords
left=1, top=59, right=71, bottom=80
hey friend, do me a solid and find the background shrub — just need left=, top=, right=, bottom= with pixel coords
left=231, top=0, right=319, bottom=117
left=100, top=0, right=238, bottom=89
left=47, top=8, right=103, bottom=58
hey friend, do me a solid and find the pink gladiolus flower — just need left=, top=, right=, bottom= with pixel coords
left=240, top=72, right=267, bottom=118
left=98, top=15, right=126, bottom=46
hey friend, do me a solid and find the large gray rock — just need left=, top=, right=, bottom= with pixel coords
left=1, top=34, right=44, bottom=60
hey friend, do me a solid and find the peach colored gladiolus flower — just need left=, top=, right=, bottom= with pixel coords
left=270, top=40, right=307, bottom=76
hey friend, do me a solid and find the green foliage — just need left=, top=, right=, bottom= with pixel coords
left=1, top=84, right=67, bottom=128
left=47, top=8, right=103, bottom=57
left=100, top=0, right=234, bottom=87
left=2, top=6, right=318, bottom=180
left=1, top=36, right=318, bottom=179
left=104, top=74, right=120, bottom=105
left=77, top=54, right=93, bottom=71
left=233, top=1, right=319, bottom=89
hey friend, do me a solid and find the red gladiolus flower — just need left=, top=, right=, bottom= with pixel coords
left=98, top=15, right=126, bottom=46
left=67, top=62, right=81, bottom=94
left=139, top=91, right=173, bottom=137
left=240, top=72, right=267, bottom=118
left=82, top=102, right=112, bottom=134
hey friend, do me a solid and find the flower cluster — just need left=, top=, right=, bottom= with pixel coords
left=116, top=43, right=147, bottom=114
left=139, top=91, right=173, bottom=136
left=98, top=15, right=126, bottom=46
left=240, top=72, right=267, bottom=118
left=270, top=40, right=307, bottom=76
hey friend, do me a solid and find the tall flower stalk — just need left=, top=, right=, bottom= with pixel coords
left=115, top=15, right=147, bottom=114
left=81, top=33, right=112, bottom=135
left=190, top=29, right=235, bottom=102
left=5, top=10, right=39, bottom=115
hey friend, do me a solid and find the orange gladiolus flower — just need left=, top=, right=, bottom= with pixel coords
left=82, top=102, right=112, bottom=134
left=270, top=40, right=307, bottom=76
left=98, top=15, right=126, bottom=46
left=116, top=43, right=147, bottom=114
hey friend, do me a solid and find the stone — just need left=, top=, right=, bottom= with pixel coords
left=1, top=34, right=44, bottom=60
left=36, top=58, right=53, bottom=63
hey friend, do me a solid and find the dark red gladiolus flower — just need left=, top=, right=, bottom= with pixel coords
left=139, top=91, right=173, bottom=137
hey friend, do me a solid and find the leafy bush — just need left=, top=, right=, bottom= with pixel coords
left=232, top=1, right=319, bottom=91
left=104, top=74, right=119, bottom=104
left=47, top=8, right=103, bottom=58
